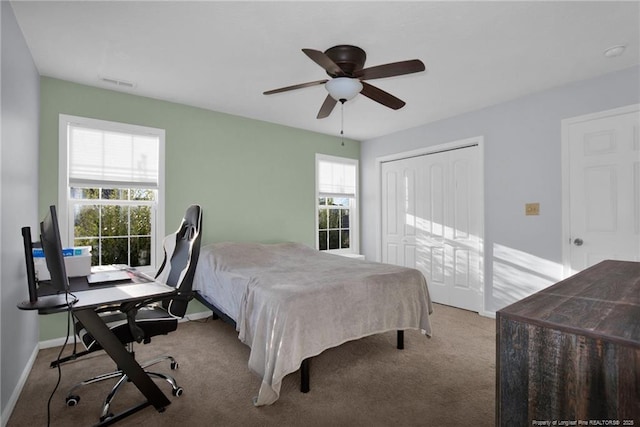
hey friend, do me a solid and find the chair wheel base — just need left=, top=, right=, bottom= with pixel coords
left=172, top=387, right=183, bottom=397
left=66, top=395, right=80, bottom=407
left=170, top=361, right=178, bottom=370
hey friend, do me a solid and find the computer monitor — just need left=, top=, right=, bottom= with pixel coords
left=21, top=226, right=38, bottom=304
left=18, top=205, right=77, bottom=310
left=40, top=205, right=70, bottom=294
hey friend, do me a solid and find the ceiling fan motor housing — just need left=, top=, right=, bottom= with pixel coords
left=324, top=45, right=367, bottom=76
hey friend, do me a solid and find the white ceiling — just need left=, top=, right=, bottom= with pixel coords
left=10, top=1, right=640, bottom=141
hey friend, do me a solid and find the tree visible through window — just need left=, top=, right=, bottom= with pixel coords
left=318, top=197, right=350, bottom=251
left=316, top=154, right=358, bottom=254
left=72, top=188, right=154, bottom=267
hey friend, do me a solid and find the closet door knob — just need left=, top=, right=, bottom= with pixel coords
left=573, top=238, right=584, bottom=246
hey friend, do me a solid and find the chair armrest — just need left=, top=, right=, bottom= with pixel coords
left=119, top=301, right=145, bottom=343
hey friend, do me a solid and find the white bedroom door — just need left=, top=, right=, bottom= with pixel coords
left=564, top=104, right=640, bottom=273
left=381, top=143, right=483, bottom=312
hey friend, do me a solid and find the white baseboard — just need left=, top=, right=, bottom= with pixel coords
left=480, top=310, right=496, bottom=319
left=1, top=344, right=39, bottom=427
left=184, top=310, right=212, bottom=322
left=39, top=336, right=75, bottom=349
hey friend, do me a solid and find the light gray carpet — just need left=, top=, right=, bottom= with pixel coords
left=8, top=303, right=495, bottom=426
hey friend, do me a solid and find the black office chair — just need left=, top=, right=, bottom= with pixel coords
left=65, top=205, right=203, bottom=421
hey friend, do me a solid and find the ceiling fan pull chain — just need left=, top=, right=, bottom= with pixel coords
left=341, top=101, right=345, bottom=146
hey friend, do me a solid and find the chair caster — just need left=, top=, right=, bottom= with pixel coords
left=100, top=413, right=114, bottom=422
left=170, top=361, right=179, bottom=370
left=172, top=387, right=183, bottom=397
left=65, top=395, right=80, bottom=407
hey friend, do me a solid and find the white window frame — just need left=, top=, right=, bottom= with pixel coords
left=58, top=114, right=165, bottom=274
left=315, top=153, right=359, bottom=254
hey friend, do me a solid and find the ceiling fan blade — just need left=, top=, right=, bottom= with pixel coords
left=360, top=82, right=406, bottom=110
left=354, top=59, right=425, bottom=80
left=302, top=49, right=345, bottom=77
left=263, top=79, right=328, bottom=95
left=317, top=95, right=338, bottom=119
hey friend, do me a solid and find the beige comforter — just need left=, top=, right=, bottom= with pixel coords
left=193, top=242, right=433, bottom=406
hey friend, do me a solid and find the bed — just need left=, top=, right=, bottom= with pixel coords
left=192, top=242, right=433, bottom=406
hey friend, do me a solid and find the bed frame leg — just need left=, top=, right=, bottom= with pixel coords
left=300, top=358, right=310, bottom=393
left=299, top=332, right=401, bottom=394
left=397, top=330, right=404, bottom=349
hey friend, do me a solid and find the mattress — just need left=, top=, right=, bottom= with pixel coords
left=192, top=242, right=433, bottom=405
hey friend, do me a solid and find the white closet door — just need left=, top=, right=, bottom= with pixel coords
left=381, top=156, right=420, bottom=268
left=382, top=145, right=482, bottom=312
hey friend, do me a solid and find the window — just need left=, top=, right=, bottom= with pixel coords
left=315, top=154, right=358, bottom=253
left=58, top=115, right=165, bottom=272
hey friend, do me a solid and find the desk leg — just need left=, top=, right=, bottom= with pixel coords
left=73, top=308, right=171, bottom=411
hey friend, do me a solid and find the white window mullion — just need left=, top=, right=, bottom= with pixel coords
left=98, top=204, right=103, bottom=266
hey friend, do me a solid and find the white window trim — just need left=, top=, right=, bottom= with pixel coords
left=315, top=153, right=359, bottom=254
left=58, top=114, right=165, bottom=273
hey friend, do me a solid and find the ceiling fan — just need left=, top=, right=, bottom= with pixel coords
left=263, top=45, right=426, bottom=119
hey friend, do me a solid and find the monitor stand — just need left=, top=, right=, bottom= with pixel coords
left=18, top=293, right=78, bottom=310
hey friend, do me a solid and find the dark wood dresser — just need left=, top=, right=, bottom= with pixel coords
left=496, top=260, right=640, bottom=426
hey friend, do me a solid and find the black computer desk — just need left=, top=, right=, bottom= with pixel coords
left=18, top=272, right=176, bottom=425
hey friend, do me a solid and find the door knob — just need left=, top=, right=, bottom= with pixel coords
left=573, top=238, right=584, bottom=246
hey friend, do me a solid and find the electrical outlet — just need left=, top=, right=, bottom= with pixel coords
left=525, top=203, right=540, bottom=216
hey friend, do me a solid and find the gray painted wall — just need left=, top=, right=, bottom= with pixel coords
left=1, top=1, right=41, bottom=421
left=360, top=66, right=640, bottom=314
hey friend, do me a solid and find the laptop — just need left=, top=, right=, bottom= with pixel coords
left=87, top=264, right=132, bottom=285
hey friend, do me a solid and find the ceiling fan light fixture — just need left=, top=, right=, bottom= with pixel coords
left=326, top=77, right=363, bottom=102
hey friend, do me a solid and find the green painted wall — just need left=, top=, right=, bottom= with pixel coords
left=38, top=77, right=359, bottom=341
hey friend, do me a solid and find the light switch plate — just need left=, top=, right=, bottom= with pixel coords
left=525, top=203, right=540, bottom=216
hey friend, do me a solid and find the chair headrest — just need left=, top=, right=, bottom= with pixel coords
left=183, top=205, right=202, bottom=228
left=176, top=205, right=202, bottom=241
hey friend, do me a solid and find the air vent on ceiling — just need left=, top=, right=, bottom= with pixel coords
left=100, top=76, right=136, bottom=88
